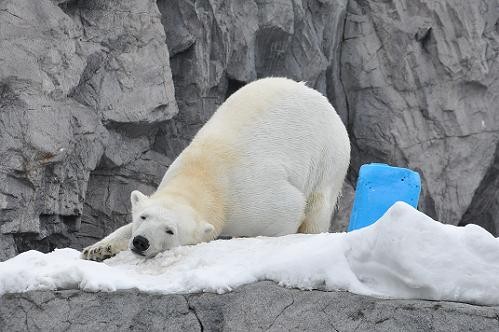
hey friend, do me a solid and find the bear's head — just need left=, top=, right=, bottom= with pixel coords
left=129, top=190, right=215, bottom=257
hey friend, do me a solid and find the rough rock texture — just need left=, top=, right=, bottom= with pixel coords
left=0, top=0, right=498, bottom=260
left=0, top=0, right=177, bottom=259
left=154, top=0, right=349, bottom=157
left=330, top=181, right=355, bottom=232
left=1, top=281, right=499, bottom=332
left=460, top=143, right=499, bottom=234
left=341, top=0, right=499, bottom=230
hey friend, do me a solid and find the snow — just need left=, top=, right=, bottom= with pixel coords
left=1, top=202, right=499, bottom=305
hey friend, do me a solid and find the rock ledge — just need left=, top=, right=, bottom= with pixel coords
left=1, top=281, right=498, bottom=331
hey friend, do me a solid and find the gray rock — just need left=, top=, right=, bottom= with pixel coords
left=0, top=0, right=177, bottom=258
left=66, top=0, right=178, bottom=125
left=460, top=143, right=499, bottom=235
left=1, top=281, right=498, bottom=332
left=331, top=180, right=355, bottom=233
left=0, top=0, right=93, bottom=242
left=0, top=289, right=200, bottom=332
left=341, top=0, right=499, bottom=226
left=0, top=234, right=16, bottom=262
left=155, top=0, right=349, bottom=157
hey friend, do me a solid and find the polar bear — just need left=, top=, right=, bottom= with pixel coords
left=82, top=77, right=350, bottom=261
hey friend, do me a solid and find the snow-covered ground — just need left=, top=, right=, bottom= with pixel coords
left=1, top=202, right=499, bottom=305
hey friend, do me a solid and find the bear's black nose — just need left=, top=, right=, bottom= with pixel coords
left=132, top=235, right=149, bottom=252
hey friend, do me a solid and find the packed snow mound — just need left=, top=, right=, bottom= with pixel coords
left=1, top=202, right=499, bottom=305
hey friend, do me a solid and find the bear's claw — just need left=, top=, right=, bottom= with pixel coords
left=81, top=242, right=120, bottom=261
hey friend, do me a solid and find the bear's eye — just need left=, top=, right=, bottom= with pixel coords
left=166, top=229, right=174, bottom=235
left=140, top=215, right=146, bottom=220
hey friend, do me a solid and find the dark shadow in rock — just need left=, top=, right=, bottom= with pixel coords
left=13, top=232, right=70, bottom=254
left=225, top=78, right=246, bottom=99
left=460, top=143, right=499, bottom=236
left=57, top=0, right=79, bottom=17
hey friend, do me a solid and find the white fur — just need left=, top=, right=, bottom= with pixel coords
left=82, top=77, right=350, bottom=260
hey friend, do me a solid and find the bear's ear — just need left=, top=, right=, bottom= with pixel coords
left=200, top=222, right=215, bottom=235
left=131, top=190, right=148, bottom=207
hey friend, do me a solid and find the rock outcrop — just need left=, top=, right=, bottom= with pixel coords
left=1, top=281, right=499, bottom=331
left=341, top=0, right=499, bottom=231
left=0, top=0, right=177, bottom=259
left=0, top=0, right=498, bottom=260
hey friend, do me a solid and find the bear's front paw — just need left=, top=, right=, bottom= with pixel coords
left=81, top=242, right=120, bottom=262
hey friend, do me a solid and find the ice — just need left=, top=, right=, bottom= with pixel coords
left=1, top=202, right=499, bottom=305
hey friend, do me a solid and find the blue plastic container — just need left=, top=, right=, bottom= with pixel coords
left=347, top=163, right=421, bottom=232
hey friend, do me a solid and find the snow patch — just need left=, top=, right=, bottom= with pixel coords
left=1, top=202, right=499, bottom=305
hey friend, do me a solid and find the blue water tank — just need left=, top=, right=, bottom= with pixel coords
left=347, top=163, right=421, bottom=232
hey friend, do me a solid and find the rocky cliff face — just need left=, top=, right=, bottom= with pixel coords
left=0, top=0, right=498, bottom=260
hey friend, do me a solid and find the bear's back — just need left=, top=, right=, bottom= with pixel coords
left=163, top=77, right=349, bottom=189
left=159, top=78, right=350, bottom=237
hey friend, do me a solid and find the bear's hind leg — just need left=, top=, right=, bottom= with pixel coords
left=298, top=189, right=336, bottom=234
left=81, top=223, right=133, bottom=261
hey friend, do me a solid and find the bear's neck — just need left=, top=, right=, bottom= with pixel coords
left=151, top=161, right=226, bottom=237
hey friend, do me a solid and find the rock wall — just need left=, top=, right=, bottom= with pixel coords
left=342, top=0, right=499, bottom=230
left=2, top=281, right=499, bottom=331
left=0, top=0, right=498, bottom=260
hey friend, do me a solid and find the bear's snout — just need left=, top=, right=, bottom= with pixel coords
left=132, top=235, right=149, bottom=253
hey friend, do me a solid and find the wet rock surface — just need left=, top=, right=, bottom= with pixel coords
left=1, top=281, right=499, bottom=332
left=0, top=0, right=498, bottom=259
